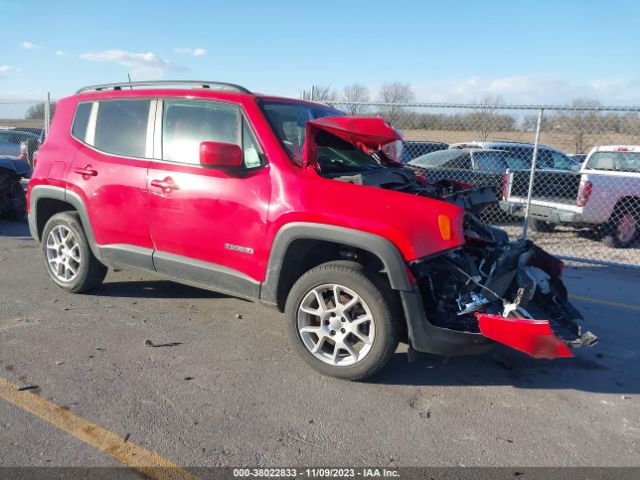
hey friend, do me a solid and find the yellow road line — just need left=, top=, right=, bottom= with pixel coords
left=569, top=294, right=640, bottom=313
left=0, top=377, right=200, bottom=480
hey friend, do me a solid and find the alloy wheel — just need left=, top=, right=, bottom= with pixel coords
left=297, top=283, right=375, bottom=367
left=46, top=225, right=81, bottom=282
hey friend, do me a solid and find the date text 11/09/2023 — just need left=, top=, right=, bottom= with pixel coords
left=233, top=468, right=400, bottom=478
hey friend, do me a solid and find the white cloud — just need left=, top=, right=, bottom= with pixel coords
left=55, top=50, right=65, bottom=57
left=0, top=65, right=21, bottom=73
left=20, top=41, right=38, bottom=49
left=173, top=47, right=207, bottom=57
left=79, top=49, right=186, bottom=79
left=410, top=75, right=640, bottom=106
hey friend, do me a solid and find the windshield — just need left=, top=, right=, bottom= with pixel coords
left=586, top=151, right=640, bottom=173
left=260, top=101, right=342, bottom=165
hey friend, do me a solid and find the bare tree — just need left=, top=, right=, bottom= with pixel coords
left=470, top=95, right=506, bottom=141
left=301, top=85, right=338, bottom=102
left=554, top=98, right=601, bottom=153
left=378, top=82, right=415, bottom=126
left=341, top=83, right=370, bottom=116
left=25, top=101, right=57, bottom=120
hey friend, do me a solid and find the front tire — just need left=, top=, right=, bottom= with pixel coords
left=42, top=212, right=107, bottom=293
left=285, top=261, right=400, bottom=381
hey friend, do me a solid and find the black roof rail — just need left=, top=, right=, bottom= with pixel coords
left=76, top=80, right=251, bottom=94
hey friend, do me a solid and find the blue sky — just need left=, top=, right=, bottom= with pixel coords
left=2, top=0, right=640, bottom=104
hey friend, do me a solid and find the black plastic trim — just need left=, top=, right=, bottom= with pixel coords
left=153, top=251, right=260, bottom=300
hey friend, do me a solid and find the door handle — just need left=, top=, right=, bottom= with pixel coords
left=73, top=165, right=98, bottom=177
left=150, top=177, right=178, bottom=193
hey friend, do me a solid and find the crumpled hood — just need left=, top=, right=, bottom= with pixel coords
left=302, top=116, right=402, bottom=168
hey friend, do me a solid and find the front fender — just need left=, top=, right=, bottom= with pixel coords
left=260, top=222, right=413, bottom=305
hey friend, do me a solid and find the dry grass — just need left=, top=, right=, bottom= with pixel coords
left=0, top=119, right=44, bottom=129
left=402, top=129, right=640, bottom=154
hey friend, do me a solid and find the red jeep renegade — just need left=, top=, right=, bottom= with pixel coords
left=27, top=81, right=596, bottom=380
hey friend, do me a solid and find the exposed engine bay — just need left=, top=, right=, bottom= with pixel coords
left=307, top=118, right=597, bottom=359
left=333, top=167, right=597, bottom=357
left=326, top=166, right=497, bottom=216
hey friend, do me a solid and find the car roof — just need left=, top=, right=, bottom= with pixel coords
left=0, top=130, right=39, bottom=138
left=593, top=145, right=640, bottom=153
left=72, top=81, right=337, bottom=110
left=449, top=140, right=556, bottom=151
left=417, top=147, right=504, bottom=157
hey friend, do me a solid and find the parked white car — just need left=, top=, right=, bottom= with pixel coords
left=501, top=145, right=640, bottom=248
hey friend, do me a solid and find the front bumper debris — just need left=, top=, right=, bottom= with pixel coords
left=475, top=313, right=574, bottom=359
left=409, top=221, right=598, bottom=359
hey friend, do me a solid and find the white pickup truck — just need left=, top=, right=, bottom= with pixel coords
left=501, top=145, right=640, bottom=248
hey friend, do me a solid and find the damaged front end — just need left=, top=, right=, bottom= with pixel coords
left=410, top=218, right=598, bottom=359
left=303, top=115, right=597, bottom=360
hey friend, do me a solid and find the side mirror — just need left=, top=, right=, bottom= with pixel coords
left=199, top=141, right=243, bottom=169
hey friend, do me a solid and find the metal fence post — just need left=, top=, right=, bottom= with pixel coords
left=521, top=107, right=544, bottom=240
left=44, top=92, right=51, bottom=137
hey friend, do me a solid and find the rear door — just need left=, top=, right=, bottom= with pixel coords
left=67, top=99, right=155, bottom=269
left=147, top=98, right=271, bottom=297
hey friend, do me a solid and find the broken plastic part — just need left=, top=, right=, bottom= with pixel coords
left=475, top=312, right=573, bottom=359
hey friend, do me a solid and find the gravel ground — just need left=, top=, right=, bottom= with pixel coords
left=1, top=219, right=639, bottom=469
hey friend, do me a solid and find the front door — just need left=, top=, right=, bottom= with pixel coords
left=147, top=98, right=271, bottom=297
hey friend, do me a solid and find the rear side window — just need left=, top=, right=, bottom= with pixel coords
left=72, top=102, right=92, bottom=142
left=94, top=100, right=151, bottom=158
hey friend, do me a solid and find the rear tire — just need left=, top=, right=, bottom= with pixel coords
left=285, top=260, right=400, bottom=381
left=530, top=219, right=556, bottom=233
left=42, top=212, right=107, bottom=293
left=601, top=210, right=638, bottom=248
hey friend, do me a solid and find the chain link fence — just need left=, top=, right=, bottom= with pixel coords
left=0, top=98, right=51, bottom=164
left=330, top=101, right=640, bottom=269
left=2, top=96, right=639, bottom=269
left=0, top=98, right=51, bottom=219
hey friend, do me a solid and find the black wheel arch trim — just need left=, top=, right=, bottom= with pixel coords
left=29, top=185, right=103, bottom=261
left=261, top=222, right=493, bottom=356
left=260, top=222, right=412, bottom=304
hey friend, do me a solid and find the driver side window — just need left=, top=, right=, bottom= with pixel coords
left=162, top=100, right=240, bottom=165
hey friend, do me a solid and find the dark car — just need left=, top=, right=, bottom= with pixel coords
left=407, top=148, right=529, bottom=191
left=0, top=154, right=30, bottom=220
left=401, top=140, right=448, bottom=163
left=0, top=130, right=40, bottom=167
left=449, top=141, right=579, bottom=171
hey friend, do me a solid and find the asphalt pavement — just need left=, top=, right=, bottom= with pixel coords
left=1, top=219, right=639, bottom=470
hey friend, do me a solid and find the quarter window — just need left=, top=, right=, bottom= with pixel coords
left=242, top=118, right=262, bottom=169
left=71, top=102, right=92, bottom=143
left=93, top=100, right=151, bottom=158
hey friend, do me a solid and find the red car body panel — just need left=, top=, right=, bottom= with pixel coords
left=147, top=160, right=272, bottom=281
left=476, top=313, right=574, bottom=359
left=27, top=86, right=591, bottom=362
